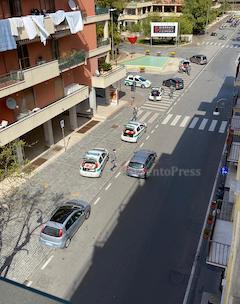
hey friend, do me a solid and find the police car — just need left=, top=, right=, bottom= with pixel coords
left=124, top=75, right=151, bottom=88
left=121, top=121, right=147, bottom=143
left=148, top=87, right=164, bottom=101
left=80, top=148, right=109, bottom=177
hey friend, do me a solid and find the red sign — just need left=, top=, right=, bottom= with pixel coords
left=127, top=36, right=137, bottom=44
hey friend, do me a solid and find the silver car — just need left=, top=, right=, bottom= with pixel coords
left=126, top=149, right=157, bottom=179
left=39, top=200, right=91, bottom=248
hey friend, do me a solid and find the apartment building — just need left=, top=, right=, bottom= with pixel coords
left=0, top=0, right=126, bottom=161
left=118, top=0, right=183, bottom=28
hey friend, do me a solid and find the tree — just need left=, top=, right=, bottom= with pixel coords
left=96, top=0, right=126, bottom=11
left=96, top=23, right=104, bottom=38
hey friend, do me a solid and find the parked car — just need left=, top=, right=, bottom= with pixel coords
left=210, top=32, right=217, bottom=36
left=39, top=200, right=91, bottom=248
left=124, top=74, right=151, bottom=88
left=219, top=34, right=227, bottom=40
left=178, top=59, right=191, bottom=74
left=80, top=148, right=109, bottom=177
left=148, top=87, right=164, bottom=101
left=121, top=121, right=147, bottom=143
left=162, top=77, right=184, bottom=90
left=190, top=55, right=207, bottom=65
left=126, top=149, right=157, bottom=179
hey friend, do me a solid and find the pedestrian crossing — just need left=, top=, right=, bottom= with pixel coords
left=198, top=41, right=240, bottom=49
left=136, top=111, right=228, bottom=134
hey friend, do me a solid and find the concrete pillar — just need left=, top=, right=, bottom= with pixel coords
left=15, top=142, right=24, bottom=164
left=89, top=87, right=97, bottom=114
left=174, top=6, right=177, bottom=13
left=69, top=106, right=78, bottom=130
left=150, top=6, right=153, bottom=13
left=135, top=8, right=137, bottom=15
left=43, top=120, right=54, bottom=147
left=162, top=5, right=164, bottom=13
left=103, top=20, right=109, bottom=38
left=105, top=87, right=111, bottom=105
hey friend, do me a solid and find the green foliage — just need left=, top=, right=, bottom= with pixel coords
left=110, top=23, right=121, bottom=46
left=127, top=22, right=142, bottom=33
left=96, top=0, right=126, bottom=11
left=96, top=24, right=104, bottom=38
left=99, top=62, right=112, bottom=71
left=0, top=140, right=26, bottom=181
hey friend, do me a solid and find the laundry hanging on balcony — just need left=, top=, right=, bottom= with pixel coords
left=32, top=15, right=49, bottom=45
left=65, top=11, right=83, bottom=34
left=8, top=17, right=24, bottom=36
left=49, top=10, right=66, bottom=25
left=22, top=16, right=37, bottom=40
left=0, top=19, right=17, bottom=51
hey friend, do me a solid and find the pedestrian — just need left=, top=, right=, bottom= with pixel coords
left=132, top=107, right=138, bottom=121
left=111, top=149, right=117, bottom=171
left=169, top=85, right=175, bottom=99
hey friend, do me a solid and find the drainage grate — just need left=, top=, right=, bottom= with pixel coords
left=52, top=145, right=63, bottom=152
left=31, top=157, right=47, bottom=167
left=77, top=120, right=100, bottom=134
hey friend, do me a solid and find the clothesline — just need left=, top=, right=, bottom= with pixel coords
left=0, top=10, right=83, bottom=52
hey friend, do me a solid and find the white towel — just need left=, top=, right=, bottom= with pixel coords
left=49, top=10, right=66, bottom=25
left=31, top=15, right=49, bottom=45
left=65, top=11, right=83, bottom=34
left=8, top=17, right=24, bottom=36
left=22, top=16, right=37, bottom=40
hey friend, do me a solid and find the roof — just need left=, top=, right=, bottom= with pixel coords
left=0, top=277, right=69, bottom=304
left=131, top=150, right=154, bottom=163
left=85, top=149, right=105, bottom=159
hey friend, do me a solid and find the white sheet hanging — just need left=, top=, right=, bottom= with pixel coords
left=49, top=10, right=66, bottom=25
left=31, top=15, right=49, bottom=45
left=65, top=11, right=83, bottom=34
left=22, top=16, right=37, bottom=40
left=8, top=17, right=24, bottom=36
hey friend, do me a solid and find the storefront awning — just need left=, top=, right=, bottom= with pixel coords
left=228, top=142, right=240, bottom=163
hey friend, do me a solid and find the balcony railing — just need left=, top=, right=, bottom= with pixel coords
left=207, top=240, right=231, bottom=267
left=0, top=71, right=24, bottom=89
left=95, top=6, right=109, bottom=14
left=58, top=50, right=86, bottom=71
left=97, top=38, right=111, bottom=48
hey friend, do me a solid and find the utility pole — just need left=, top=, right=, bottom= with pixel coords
left=205, top=0, right=210, bottom=34
left=109, top=8, right=117, bottom=61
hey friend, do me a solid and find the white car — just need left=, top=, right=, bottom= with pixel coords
left=148, top=87, right=164, bottom=101
left=121, top=121, right=147, bottom=143
left=80, top=148, right=109, bottom=177
left=124, top=75, right=151, bottom=88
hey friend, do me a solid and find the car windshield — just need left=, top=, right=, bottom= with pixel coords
left=50, top=206, right=73, bottom=223
left=128, top=162, right=144, bottom=169
left=42, top=226, right=61, bottom=237
left=139, top=77, right=146, bottom=82
left=151, top=90, right=160, bottom=96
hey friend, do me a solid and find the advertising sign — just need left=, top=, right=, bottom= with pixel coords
left=151, top=22, right=178, bottom=38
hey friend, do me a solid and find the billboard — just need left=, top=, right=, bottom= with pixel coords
left=151, top=22, right=178, bottom=38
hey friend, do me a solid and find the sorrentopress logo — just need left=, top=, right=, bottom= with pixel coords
left=151, top=166, right=201, bottom=177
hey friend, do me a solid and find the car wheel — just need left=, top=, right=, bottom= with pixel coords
left=141, top=84, right=145, bottom=88
left=65, top=238, right=71, bottom=248
left=85, top=209, right=91, bottom=220
left=125, top=82, right=129, bottom=86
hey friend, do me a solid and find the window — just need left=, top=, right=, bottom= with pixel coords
left=65, top=218, right=74, bottom=230
left=8, top=0, right=22, bottom=16
left=99, top=156, right=103, bottom=164
left=17, top=45, right=30, bottom=69
left=72, top=211, right=82, bottom=222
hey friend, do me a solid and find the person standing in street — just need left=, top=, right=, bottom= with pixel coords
left=111, top=149, right=117, bottom=171
left=132, top=107, right=138, bottom=121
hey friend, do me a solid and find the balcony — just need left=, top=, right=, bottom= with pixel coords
left=87, top=38, right=111, bottom=59
left=58, top=50, right=86, bottom=72
left=0, top=60, right=60, bottom=99
left=0, top=85, right=89, bottom=146
left=85, top=13, right=110, bottom=24
left=207, top=240, right=231, bottom=268
left=92, top=65, right=127, bottom=88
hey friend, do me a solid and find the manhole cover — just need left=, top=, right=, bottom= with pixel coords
left=77, top=120, right=100, bottom=134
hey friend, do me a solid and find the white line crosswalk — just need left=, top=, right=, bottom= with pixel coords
left=198, top=41, right=240, bottom=49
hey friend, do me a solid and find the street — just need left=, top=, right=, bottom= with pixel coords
left=1, top=20, right=239, bottom=304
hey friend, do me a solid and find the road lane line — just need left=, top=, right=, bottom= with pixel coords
left=140, top=142, right=144, bottom=147
left=26, top=281, right=32, bottom=287
left=166, top=107, right=173, bottom=114
left=146, top=135, right=150, bottom=140
left=147, top=112, right=159, bottom=124
left=179, top=116, right=191, bottom=128
left=115, top=172, right=121, bottom=179
left=140, top=111, right=152, bottom=122
left=105, top=183, right=112, bottom=191
left=198, top=118, right=208, bottom=130
left=41, top=255, right=54, bottom=270
left=170, top=115, right=182, bottom=126
left=162, top=114, right=173, bottom=125
left=151, top=129, right=155, bottom=134
left=94, top=197, right=101, bottom=205
left=155, top=124, right=159, bottom=128
left=218, top=121, right=228, bottom=133
left=188, top=117, right=199, bottom=129
left=208, top=120, right=218, bottom=132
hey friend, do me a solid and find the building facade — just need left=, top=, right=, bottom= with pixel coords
left=0, top=0, right=126, bottom=161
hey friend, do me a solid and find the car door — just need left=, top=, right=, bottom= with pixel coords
left=65, top=215, right=77, bottom=238
left=101, top=152, right=107, bottom=166
left=140, top=124, right=145, bottom=133
left=71, top=210, right=85, bottom=233
left=134, top=77, right=140, bottom=87
left=128, top=76, right=134, bottom=85
left=98, top=155, right=103, bottom=171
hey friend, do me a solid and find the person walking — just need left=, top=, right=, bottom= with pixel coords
left=132, top=107, right=138, bottom=121
left=111, top=149, right=117, bottom=171
left=169, top=85, right=175, bottom=99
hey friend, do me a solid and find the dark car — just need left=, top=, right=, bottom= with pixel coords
left=211, top=32, right=217, bottom=36
left=190, top=55, right=207, bottom=65
left=126, top=149, right=157, bottom=179
left=162, top=77, right=184, bottom=90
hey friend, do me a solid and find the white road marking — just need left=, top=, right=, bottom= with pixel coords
left=139, top=111, right=152, bottom=121
left=162, top=114, right=173, bottom=124
left=94, top=197, right=101, bottom=205
left=179, top=116, right=191, bottom=128
left=140, top=142, right=144, bottom=147
left=146, top=135, right=150, bottom=140
left=115, top=172, right=121, bottom=179
left=188, top=117, right=199, bottom=129
left=198, top=118, right=208, bottom=130
left=218, top=121, right=228, bottom=133
left=26, top=281, right=32, bottom=287
left=137, top=109, right=143, bottom=116
left=155, top=124, right=159, bottom=128
left=147, top=112, right=159, bottom=124
left=170, top=115, right=182, bottom=126
left=41, top=255, right=54, bottom=270
left=105, top=183, right=112, bottom=191
left=151, top=129, right=155, bottom=134
left=166, top=107, right=173, bottom=114
left=208, top=120, right=218, bottom=132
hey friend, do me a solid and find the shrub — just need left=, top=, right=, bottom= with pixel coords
left=99, top=62, right=112, bottom=71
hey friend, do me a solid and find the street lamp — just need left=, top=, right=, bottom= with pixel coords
left=109, top=8, right=117, bottom=61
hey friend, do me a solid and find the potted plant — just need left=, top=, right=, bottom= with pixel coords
left=99, top=62, right=112, bottom=72
left=145, top=50, right=150, bottom=55
left=211, top=201, right=217, bottom=209
left=169, top=51, right=176, bottom=57
left=207, top=214, right=214, bottom=225
left=139, top=66, right=145, bottom=73
left=203, top=228, right=210, bottom=240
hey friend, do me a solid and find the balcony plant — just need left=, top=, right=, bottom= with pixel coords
left=207, top=214, right=214, bottom=225
left=203, top=228, right=210, bottom=240
left=99, top=62, right=112, bottom=72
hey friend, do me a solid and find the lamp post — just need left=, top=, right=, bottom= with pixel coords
left=109, top=8, right=117, bottom=61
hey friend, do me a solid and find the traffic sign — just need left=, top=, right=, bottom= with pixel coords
left=60, top=119, right=65, bottom=129
left=220, top=166, right=228, bottom=176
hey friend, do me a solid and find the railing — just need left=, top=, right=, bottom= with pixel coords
left=95, top=6, right=109, bottom=15
left=97, top=65, right=125, bottom=78
left=217, top=201, right=234, bottom=222
left=97, top=38, right=111, bottom=48
left=58, top=50, right=86, bottom=71
left=0, top=71, right=24, bottom=89
left=207, top=240, right=231, bottom=267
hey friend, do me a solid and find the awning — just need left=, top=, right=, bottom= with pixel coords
left=207, top=219, right=232, bottom=268
left=228, top=142, right=240, bottom=163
